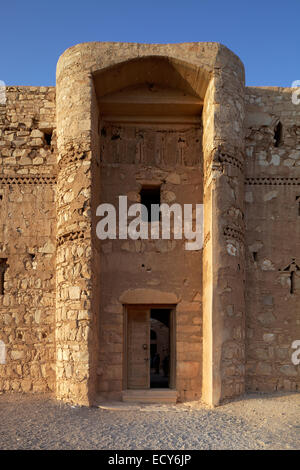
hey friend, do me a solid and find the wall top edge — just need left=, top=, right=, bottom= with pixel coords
left=56, top=41, right=245, bottom=84
left=1, top=86, right=55, bottom=91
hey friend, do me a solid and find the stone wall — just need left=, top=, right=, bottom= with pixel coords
left=245, top=87, right=300, bottom=391
left=0, top=43, right=299, bottom=406
left=0, top=86, right=57, bottom=393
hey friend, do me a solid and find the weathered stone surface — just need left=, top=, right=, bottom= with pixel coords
left=245, top=85, right=300, bottom=394
left=0, top=86, right=56, bottom=395
left=0, top=42, right=299, bottom=407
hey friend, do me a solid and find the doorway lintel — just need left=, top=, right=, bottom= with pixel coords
left=120, top=288, right=180, bottom=305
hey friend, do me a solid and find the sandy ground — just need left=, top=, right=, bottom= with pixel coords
left=0, top=392, right=299, bottom=450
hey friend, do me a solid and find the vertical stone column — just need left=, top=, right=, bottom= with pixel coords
left=55, top=50, right=98, bottom=405
left=202, top=51, right=246, bottom=406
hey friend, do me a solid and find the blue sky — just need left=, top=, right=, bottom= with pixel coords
left=1, top=0, right=299, bottom=87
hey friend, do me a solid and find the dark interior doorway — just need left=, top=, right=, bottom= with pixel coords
left=150, top=309, right=170, bottom=388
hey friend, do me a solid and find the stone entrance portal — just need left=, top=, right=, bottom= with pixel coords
left=125, top=306, right=175, bottom=392
left=55, top=42, right=247, bottom=406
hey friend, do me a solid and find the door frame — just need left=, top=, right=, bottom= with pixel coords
left=123, top=304, right=176, bottom=390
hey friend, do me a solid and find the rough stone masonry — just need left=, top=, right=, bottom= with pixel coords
left=0, top=42, right=299, bottom=406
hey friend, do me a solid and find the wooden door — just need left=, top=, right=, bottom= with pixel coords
left=127, top=307, right=150, bottom=389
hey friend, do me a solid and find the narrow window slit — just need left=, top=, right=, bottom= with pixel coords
left=0, top=258, right=8, bottom=295
left=140, top=185, right=161, bottom=222
left=42, top=129, right=53, bottom=146
left=290, top=271, right=295, bottom=294
left=296, top=196, right=300, bottom=216
left=274, top=121, right=283, bottom=147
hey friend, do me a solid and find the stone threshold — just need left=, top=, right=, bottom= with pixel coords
left=122, top=388, right=178, bottom=404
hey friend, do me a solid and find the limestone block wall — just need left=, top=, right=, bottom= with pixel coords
left=0, top=86, right=57, bottom=393
left=0, top=44, right=299, bottom=406
left=0, top=43, right=298, bottom=406
left=245, top=87, right=300, bottom=391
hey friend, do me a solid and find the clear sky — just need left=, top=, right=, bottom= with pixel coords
left=1, top=0, right=299, bottom=87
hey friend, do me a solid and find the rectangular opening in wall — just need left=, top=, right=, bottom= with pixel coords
left=140, top=186, right=161, bottom=222
left=296, top=196, right=300, bottom=216
left=40, top=128, right=53, bottom=147
left=126, top=306, right=175, bottom=390
left=150, top=308, right=171, bottom=389
left=274, top=121, right=283, bottom=147
left=0, top=258, right=8, bottom=295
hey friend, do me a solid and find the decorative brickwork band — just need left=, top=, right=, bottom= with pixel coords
left=223, top=225, right=245, bottom=244
left=0, top=175, right=56, bottom=185
left=218, top=153, right=244, bottom=172
left=245, top=177, right=300, bottom=185
left=57, top=230, right=87, bottom=247
left=205, top=149, right=244, bottom=183
left=58, top=143, right=90, bottom=170
left=58, top=152, right=88, bottom=170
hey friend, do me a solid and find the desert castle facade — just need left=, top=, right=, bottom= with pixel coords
left=0, top=42, right=299, bottom=406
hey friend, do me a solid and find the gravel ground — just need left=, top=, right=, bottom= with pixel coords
left=0, top=392, right=299, bottom=450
